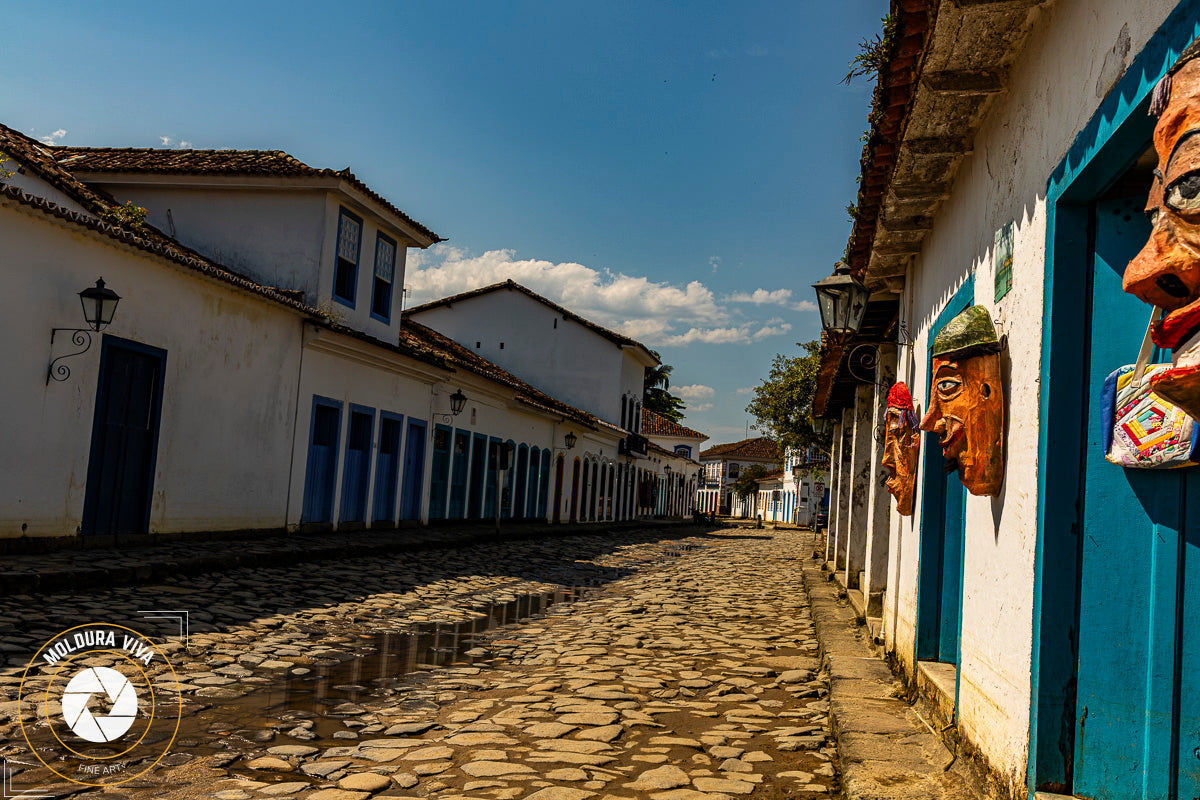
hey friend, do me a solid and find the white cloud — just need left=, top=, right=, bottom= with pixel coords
left=39, top=129, right=66, bottom=145
left=709, top=255, right=720, bottom=274
left=408, top=246, right=803, bottom=348
left=179, top=140, right=193, bottom=149
left=160, top=136, right=194, bottom=149
left=726, top=288, right=817, bottom=313
left=753, top=323, right=792, bottom=340
left=735, top=387, right=754, bottom=395
left=688, top=402, right=714, bottom=412
left=792, top=299, right=817, bottom=312
left=674, top=384, right=715, bottom=402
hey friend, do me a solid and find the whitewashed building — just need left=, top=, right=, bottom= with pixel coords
left=1, top=122, right=689, bottom=540
left=756, top=448, right=829, bottom=527
left=813, top=3, right=1200, bottom=798
left=693, top=437, right=777, bottom=517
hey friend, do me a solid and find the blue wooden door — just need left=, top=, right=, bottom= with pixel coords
left=302, top=396, right=342, bottom=524
left=82, top=338, right=165, bottom=535
left=428, top=425, right=451, bottom=519
left=399, top=420, right=425, bottom=521
left=916, top=281, right=972, bottom=666
left=448, top=430, right=469, bottom=518
left=484, top=437, right=500, bottom=518
left=1074, top=191, right=1200, bottom=799
left=468, top=432, right=487, bottom=518
left=514, top=444, right=529, bottom=518
left=538, top=450, right=551, bottom=518
left=340, top=406, right=373, bottom=523
left=372, top=414, right=402, bottom=524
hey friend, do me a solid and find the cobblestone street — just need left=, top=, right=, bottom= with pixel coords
left=0, top=525, right=839, bottom=800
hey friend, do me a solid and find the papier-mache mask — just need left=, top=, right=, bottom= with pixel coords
left=920, top=305, right=1005, bottom=496
left=881, top=382, right=920, bottom=515
left=1123, top=39, right=1200, bottom=421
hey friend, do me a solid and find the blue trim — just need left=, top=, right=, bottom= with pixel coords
left=333, top=207, right=362, bottom=309
left=81, top=335, right=167, bottom=535
left=1031, top=6, right=1200, bottom=796
left=369, top=231, right=397, bottom=324
left=373, top=410, right=405, bottom=524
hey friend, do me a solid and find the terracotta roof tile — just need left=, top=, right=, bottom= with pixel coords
left=407, top=280, right=659, bottom=363
left=699, top=437, right=778, bottom=461
left=53, top=146, right=443, bottom=245
left=640, top=409, right=707, bottom=440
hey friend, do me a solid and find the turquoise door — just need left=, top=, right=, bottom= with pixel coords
left=468, top=432, right=487, bottom=518
left=1074, top=190, right=1200, bottom=800
left=301, top=396, right=342, bottom=524
left=514, top=444, right=529, bottom=517
left=429, top=424, right=451, bottom=519
left=448, top=429, right=469, bottom=518
left=916, top=279, right=972, bottom=666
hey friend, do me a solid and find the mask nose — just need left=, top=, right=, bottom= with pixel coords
left=1124, top=222, right=1200, bottom=309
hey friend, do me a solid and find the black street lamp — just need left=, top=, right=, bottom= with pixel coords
left=812, top=262, right=869, bottom=339
left=564, top=431, right=577, bottom=450
left=449, top=388, right=467, bottom=416
left=47, top=278, right=122, bottom=384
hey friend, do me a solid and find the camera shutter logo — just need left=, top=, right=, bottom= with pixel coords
left=60, top=666, right=139, bottom=743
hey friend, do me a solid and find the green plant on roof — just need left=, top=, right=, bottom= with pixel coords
left=0, top=152, right=13, bottom=182
left=100, top=201, right=148, bottom=229
left=841, top=14, right=898, bottom=86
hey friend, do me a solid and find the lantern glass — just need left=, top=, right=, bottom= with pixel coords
left=812, top=266, right=869, bottom=337
left=565, top=432, right=577, bottom=450
left=78, top=278, right=120, bottom=332
left=449, top=389, right=467, bottom=416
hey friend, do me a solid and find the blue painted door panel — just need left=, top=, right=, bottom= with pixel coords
left=468, top=433, right=487, bottom=518
left=429, top=425, right=451, bottom=520
left=399, top=421, right=425, bottom=521
left=372, top=415, right=402, bottom=524
left=1076, top=193, right=1199, bottom=799
left=514, top=444, right=529, bottom=518
left=82, top=340, right=165, bottom=535
left=484, top=437, right=500, bottom=519
left=302, top=398, right=341, bottom=524
left=448, top=429, right=470, bottom=518
left=340, top=407, right=373, bottom=523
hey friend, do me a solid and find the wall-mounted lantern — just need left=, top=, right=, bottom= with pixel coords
left=47, top=278, right=121, bottom=384
left=811, top=416, right=833, bottom=436
left=435, top=388, right=468, bottom=422
left=564, top=431, right=577, bottom=450
left=812, top=262, right=869, bottom=339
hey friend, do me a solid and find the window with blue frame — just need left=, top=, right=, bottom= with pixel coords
left=371, top=232, right=396, bottom=322
left=334, top=208, right=362, bottom=307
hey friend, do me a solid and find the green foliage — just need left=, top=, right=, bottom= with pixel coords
left=644, top=355, right=686, bottom=422
left=100, top=201, right=148, bottom=229
left=846, top=204, right=860, bottom=221
left=732, top=464, right=771, bottom=500
left=745, top=339, right=830, bottom=456
left=0, top=152, right=13, bottom=182
left=841, top=14, right=898, bottom=86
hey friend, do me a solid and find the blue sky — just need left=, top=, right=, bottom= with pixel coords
left=5, top=0, right=885, bottom=443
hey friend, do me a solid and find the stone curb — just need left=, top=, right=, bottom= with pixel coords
left=2, top=520, right=702, bottom=595
left=798, top=543, right=981, bottom=800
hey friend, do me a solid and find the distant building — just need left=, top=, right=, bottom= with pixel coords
left=694, top=437, right=777, bottom=516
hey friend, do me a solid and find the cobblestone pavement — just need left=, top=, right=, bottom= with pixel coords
left=0, top=525, right=838, bottom=800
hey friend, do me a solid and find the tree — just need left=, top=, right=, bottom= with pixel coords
left=744, top=339, right=830, bottom=455
left=732, top=464, right=771, bottom=500
left=643, top=355, right=686, bottom=422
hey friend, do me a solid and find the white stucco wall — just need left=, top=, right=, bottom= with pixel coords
left=885, top=0, right=1180, bottom=785
left=410, top=290, right=635, bottom=426
left=4, top=168, right=92, bottom=215
left=1, top=201, right=303, bottom=536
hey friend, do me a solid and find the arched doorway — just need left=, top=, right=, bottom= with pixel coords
left=553, top=454, right=565, bottom=523
left=570, top=457, right=581, bottom=522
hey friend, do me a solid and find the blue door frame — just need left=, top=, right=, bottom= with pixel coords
left=916, top=278, right=973, bottom=670
left=399, top=420, right=426, bottom=521
left=1033, top=7, right=1200, bottom=796
left=302, top=395, right=343, bottom=525
left=81, top=336, right=166, bottom=536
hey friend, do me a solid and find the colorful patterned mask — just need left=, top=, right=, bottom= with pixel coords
left=920, top=305, right=1005, bottom=496
left=881, top=382, right=920, bottom=515
left=1124, top=44, right=1200, bottom=420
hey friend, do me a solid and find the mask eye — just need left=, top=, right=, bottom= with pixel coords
left=936, top=378, right=961, bottom=395
left=1165, top=172, right=1200, bottom=213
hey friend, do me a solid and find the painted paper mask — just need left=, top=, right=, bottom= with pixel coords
left=920, top=305, right=1005, bottom=496
left=881, top=382, right=920, bottom=515
left=1124, top=43, right=1200, bottom=419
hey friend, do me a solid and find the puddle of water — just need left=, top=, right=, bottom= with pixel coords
left=159, top=585, right=596, bottom=759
